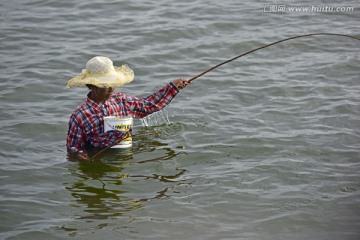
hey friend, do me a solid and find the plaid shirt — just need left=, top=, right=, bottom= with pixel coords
left=66, top=83, right=179, bottom=154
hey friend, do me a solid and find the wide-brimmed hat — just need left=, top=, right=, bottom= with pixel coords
left=66, top=56, right=134, bottom=88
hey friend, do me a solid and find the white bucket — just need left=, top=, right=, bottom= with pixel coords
left=104, top=116, right=133, bottom=148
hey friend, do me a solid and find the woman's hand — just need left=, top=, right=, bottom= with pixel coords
left=77, top=151, right=89, bottom=160
left=67, top=149, right=89, bottom=161
left=172, top=78, right=190, bottom=90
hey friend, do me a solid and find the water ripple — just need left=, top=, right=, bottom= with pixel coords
left=1, top=0, right=359, bottom=239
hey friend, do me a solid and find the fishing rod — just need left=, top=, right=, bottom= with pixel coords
left=91, top=141, right=116, bottom=161
left=187, top=33, right=360, bottom=83
left=91, top=32, right=359, bottom=161
left=90, top=131, right=133, bottom=161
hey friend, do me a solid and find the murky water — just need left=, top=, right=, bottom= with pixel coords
left=0, top=0, right=359, bottom=239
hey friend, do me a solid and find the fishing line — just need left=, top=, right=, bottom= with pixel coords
left=187, top=33, right=360, bottom=83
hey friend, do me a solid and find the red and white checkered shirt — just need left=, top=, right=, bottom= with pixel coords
left=66, top=83, right=179, bottom=154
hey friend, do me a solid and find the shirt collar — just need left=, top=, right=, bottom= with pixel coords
left=85, top=92, right=117, bottom=110
left=85, top=92, right=103, bottom=110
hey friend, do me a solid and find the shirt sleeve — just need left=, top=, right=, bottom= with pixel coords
left=67, top=114, right=130, bottom=150
left=89, top=130, right=130, bottom=148
left=66, top=116, right=86, bottom=154
left=125, top=82, right=179, bottom=118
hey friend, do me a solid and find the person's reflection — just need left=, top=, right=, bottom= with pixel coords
left=65, top=150, right=142, bottom=220
left=65, top=145, right=187, bottom=222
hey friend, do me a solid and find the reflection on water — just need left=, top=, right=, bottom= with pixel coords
left=63, top=127, right=187, bottom=236
left=131, top=122, right=186, bottom=155
left=66, top=159, right=138, bottom=221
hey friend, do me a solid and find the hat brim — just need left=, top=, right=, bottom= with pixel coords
left=66, top=65, right=134, bottom=88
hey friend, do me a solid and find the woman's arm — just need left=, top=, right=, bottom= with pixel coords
left=125, top=79, right=190, bottom=118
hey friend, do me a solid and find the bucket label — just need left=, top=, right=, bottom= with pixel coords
left=112, top=124, right=132, bottom=131
left=104, top=116, right=133, bottom=148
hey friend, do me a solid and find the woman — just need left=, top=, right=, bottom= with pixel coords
left=66, top=56, right=189, bottom=160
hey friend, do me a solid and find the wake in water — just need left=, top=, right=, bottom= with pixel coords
left=140, top=108, right=172, bottom=127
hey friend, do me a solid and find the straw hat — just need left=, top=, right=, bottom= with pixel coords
left=66, top=56, right=134, bottom=88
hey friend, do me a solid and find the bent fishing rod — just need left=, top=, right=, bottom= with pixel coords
left=90, top=32, right=359, bottom=161
left=188, top=33, right=360, bottom=83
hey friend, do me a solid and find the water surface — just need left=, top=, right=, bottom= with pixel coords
left=0, top=0, right=359, bottom=239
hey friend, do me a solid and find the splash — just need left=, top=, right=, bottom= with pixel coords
left=140, top=108, right=172, bottom=127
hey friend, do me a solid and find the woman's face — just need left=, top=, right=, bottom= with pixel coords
left=89, top=85, right=114, bottom=103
